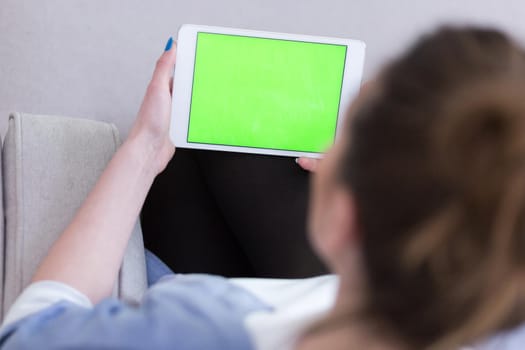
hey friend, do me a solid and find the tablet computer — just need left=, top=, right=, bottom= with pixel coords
left=170, top=24, right=366, bottom=158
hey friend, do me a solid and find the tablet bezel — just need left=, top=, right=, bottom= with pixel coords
left=170, top=24, right=366, bottom=158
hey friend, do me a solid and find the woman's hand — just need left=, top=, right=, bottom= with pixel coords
left=297, top=157, right=321, bottom=172
left=128, top=37, right=177, bottom=175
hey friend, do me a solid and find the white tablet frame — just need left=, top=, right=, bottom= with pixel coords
left=170, top=24, right=366, bottom=158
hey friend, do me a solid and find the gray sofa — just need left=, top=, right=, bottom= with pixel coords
left=0, top=112, right=148, bottom=320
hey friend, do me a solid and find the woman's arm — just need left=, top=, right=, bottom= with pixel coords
left=32, top=39, right=177, bottom=304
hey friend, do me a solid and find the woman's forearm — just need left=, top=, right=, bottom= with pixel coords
left=32, top=41, right=177, bottom=304
left=32, top=132, right=160, bottom=303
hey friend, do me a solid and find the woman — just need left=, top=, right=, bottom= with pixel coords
left=1, top=27, right=525, bottom=349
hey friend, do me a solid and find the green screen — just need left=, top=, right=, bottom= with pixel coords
left=188, top=32, right=347, bottom=153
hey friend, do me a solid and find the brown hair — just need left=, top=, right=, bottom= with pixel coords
left=340, top=27, right=525, bottom=349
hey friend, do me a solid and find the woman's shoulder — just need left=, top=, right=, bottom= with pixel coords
left=0, top=275, right=269, bottom=350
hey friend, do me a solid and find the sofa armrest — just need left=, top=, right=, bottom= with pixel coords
left=2, top=112, right=147, bottom=317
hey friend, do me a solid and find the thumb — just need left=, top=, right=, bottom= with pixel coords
left=151, top=37, right=177, bottom=87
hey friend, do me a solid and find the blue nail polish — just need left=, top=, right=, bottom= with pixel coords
left=164, top=37, right=173, bottom=51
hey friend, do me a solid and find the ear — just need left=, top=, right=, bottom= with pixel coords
left=321, top=189, right=360, bottom=261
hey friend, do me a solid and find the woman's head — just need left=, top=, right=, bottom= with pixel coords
left=309, top=27, right=525, bottom=348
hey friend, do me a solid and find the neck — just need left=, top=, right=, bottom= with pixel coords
left=335, top=272, right=361, bottom=308
left=330, top=251, right=366, bottom=317
left=296, top=256, right=405, bottom=350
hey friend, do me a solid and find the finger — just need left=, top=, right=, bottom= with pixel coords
left=361, top=80, right=375, bottom=93
left=151, top=38, right=177, bottom=86
left=296, top=157, right=320, bottom=172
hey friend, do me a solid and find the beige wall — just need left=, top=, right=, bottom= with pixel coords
left=1, top=0, right=524, bottom=138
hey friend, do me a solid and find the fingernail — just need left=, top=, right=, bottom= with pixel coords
left=164, top=37, right=173, bottom=52
left=295, top=158, right=299, bottom=164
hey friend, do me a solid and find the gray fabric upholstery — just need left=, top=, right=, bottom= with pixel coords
left=0, top=134, right=4, bottom=319
left=1, top=112, right=147, bottom=318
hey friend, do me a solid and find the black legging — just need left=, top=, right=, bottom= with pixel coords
left=140, top=149, right=327, bottom=278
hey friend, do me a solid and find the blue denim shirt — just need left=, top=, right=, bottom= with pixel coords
left=0, top=252, right=270, bottom=350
